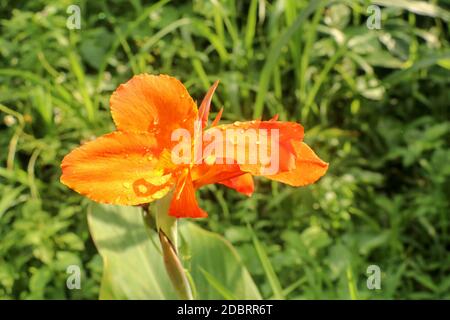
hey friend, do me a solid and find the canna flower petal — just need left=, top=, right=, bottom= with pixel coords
left=60, top=131, right=176, bottom=205
left=219, top=173, right=254, bottom=196
left=169, top=170, right=207, bottom=218
left=266, top=141, right=328, bottom=186
left=210, top=107, right=223, bottom=127
left=191, top=161, right=242, bottom=189
left=191, top=160, right=254, bottom=196
left=198, top=80, right=219, bottom=129
left=110, top=74, right=198, bottom=147
left=202, top=120, right=304, bottom=176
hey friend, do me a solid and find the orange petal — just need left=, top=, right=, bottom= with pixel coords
left=110, top=74, right=198, bottom=147
left=202, top=120, right=304, bottom=176
left=169, top=170, right=207, bottom=218
left=267, top=142, right=328, bottom=186
left=211, top=107, right=223, bottom=127
left=60, top=131, right=175, bottom=205
left=191, top=162, right=243, bottom=188
left=219, top=173, right=254, bottom=196
left=198, top=80, right=219, bottom=128
left=269, top=114, right=279, bottom=121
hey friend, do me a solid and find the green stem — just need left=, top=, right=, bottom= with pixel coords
left=159, top=229, right=193, bottom=300
left=155, top=193, right=178, bottom=249
left=143, top=193, right=193, bottom=300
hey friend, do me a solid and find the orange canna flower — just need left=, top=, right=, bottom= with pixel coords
left=61, top=74, right=328, bottom=218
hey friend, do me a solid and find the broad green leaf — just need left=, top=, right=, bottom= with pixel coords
left=88, top=204, right=261, bottom=300
left=87, top=204, right=176, bottom=299
left=180, top=223, right=261, bottom=299
left=199, top=268, right=237, bottom=300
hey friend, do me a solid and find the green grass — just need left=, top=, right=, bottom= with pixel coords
left=0, top=0, right=449, bottom=299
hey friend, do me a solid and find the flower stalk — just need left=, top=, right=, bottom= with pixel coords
left=143, top=193, right=193, bottom=300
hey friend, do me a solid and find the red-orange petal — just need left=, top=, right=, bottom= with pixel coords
left=60, top=131, right=176, bottom=205
left=198, top=80, right=219, bottom=128
left=266, top=142, right=328, bottom=186
left=191, top=161, right=242, bottom=188
left=202, top=120, right=304, bottom=176
left=210, top=107, right=223, bottom=127
left=169, top=170, right=207, bottom=218
left=110, top=74, right=198, bottom=148
left=219, top=173, right=254, bottom=196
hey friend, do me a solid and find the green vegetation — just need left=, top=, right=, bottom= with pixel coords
left=0, top=0, right=449, bottom=299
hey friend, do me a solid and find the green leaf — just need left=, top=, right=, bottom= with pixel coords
left=373, top=0, right=450, bottom=21
left=87, top=204, right=175, bottom=299
left=249, top=227, right=285, bottom=299
left=0, top=185, right=25, bottom=219
left=244, top=0, right=258, bottom=56
left=384, top=50, right=450, bottom=85
left=88, top=204, right=261, bottom=299
left=199, top=268, right=237, bottom=300
left=180, top=223, right=261, bottom=299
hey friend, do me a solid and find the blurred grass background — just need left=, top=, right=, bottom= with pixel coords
left=0, top=0, right=449, bottom=299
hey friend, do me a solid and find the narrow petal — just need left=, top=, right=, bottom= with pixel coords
left=266, top=142, right=328, bottom=186
left=210, top=107, right=223, bottom=127
left=169, top=170, right=207, bottom=218
left=219, top=173, right=254, bottom=196
left=110, top=74, right=198, bottom=147
left=198, top=80, right=219, bottom=128
left=269, top=114, right=279, bottom=121
left=61, top=131, right=175, bottom=205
